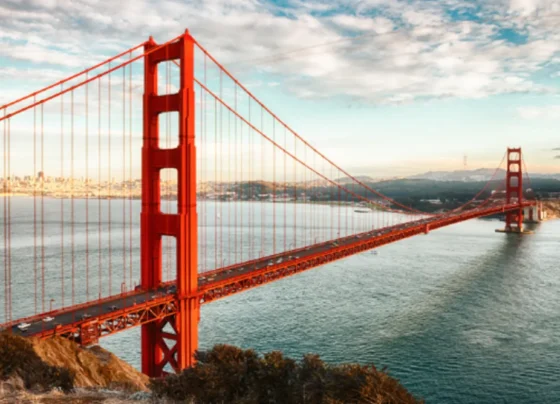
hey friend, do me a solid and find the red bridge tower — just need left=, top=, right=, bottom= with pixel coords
left=141, top=31, right=198, bottom=377
left=504, top=147, right=523, bottom=232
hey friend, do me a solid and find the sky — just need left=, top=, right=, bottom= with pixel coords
left=1, top=0, right=560, bottom=178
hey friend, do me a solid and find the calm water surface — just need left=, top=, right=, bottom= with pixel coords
left=2, top=198, right=560, bottom=403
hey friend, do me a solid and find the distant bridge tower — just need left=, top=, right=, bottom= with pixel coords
left=141, top=31, right=198, bottom=377
left=504, top=147, right=523, bottom=232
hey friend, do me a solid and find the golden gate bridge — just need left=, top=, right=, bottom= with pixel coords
left=0, top=30, right=539, bottom=377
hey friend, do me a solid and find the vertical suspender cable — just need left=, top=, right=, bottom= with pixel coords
left=214, top=98, right=218, bottom=269
left=283, top=125, right=286, bottom=252
left=220, top=71, right=224, bottom=268
left=293, top=136, right=296, bottom=248
left=234, top=85, right=238, bottom=265
left=60, top=84, right=65, bottom=309
left=2, top=109, right=7, bottom=322
left=98, top=77, right=102, bottom=300
left=7, top=118, right=10, bottom=321
left=129, top=54, right=133, bottom=289
left=249, top=97, right=253, bottom=261
left=228, top=101, right=231, bottom=266
left=33, top=97, right=37, bottom=314
left=123, top=64, right=127, bottom=288
left=203, top=55, right=207, bottom=272
left=71, top=89, right=75, bottom=306
left=86, top=73, right=90, bottom=302
left=260, top=108, right=264, bottom=257
left=108, top=63, right=112, bottom=296
left=41, top=104, right=45, bottom=313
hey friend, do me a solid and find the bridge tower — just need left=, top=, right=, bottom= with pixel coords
left=141, top=31, right=198, bottom=377
left=504, top=147, right=523, bottom=232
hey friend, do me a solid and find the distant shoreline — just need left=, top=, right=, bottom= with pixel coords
left=2, top=193, right=558, bottom=221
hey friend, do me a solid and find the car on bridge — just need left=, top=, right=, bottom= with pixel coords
left=17, top=322, right=31, bottom=331
left=42, top=316, right=54, bottom=322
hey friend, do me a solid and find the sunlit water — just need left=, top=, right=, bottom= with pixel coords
left=2, top=198, right=560, bottom=403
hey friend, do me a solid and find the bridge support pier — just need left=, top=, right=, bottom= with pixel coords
left=141, top=30, right=198, bottom=377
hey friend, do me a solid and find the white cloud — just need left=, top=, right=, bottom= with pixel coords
left=508, top=0, right=560, bottom=16
left=0, top=0, right=559, bottom=105
left=332, top=15, right=394, bottom=33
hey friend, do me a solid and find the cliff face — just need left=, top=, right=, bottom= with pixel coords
left=0, top=333, right=149, bottom=403
left=30, top=337, right=149, bottom=391
left=1, top=334, right=421, bottom=404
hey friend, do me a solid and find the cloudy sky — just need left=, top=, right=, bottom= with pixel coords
left=1, top=0, right=559, bottom=177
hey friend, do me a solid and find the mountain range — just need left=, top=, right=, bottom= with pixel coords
left=407, top=168, right=560, bottom=182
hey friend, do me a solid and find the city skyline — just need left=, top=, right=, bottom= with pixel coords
left=1, top=0, right=559, bottom=178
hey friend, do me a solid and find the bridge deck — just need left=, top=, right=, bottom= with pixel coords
left=2, top=202, right=533, bottom=343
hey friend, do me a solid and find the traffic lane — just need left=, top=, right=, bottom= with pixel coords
left=203, top=220, right=425, bottom=284
left=14, top=217, right=432, bottom=336
left=12, top=285, right=175, bottom=337
left=203, top=205, right=508, bottom=286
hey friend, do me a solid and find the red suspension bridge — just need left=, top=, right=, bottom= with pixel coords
left=0, top=30, right=539, bottom=377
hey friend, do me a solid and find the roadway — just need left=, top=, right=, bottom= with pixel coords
left=4, top=201, right=531, bottom=339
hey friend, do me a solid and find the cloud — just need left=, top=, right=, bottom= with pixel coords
left=555, top=155, right=560, bottom=159
left=0, top=0, right=560, bottom=105
left=517, top=106, right=560, bottom=119
left=332, top=15, right=394, bottom=34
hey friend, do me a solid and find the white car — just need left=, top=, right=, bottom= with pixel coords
left=42, top=316, right=54, bottom=322
left=17, top=322, right=31, bottom=330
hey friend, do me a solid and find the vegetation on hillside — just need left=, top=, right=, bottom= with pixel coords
left=151, top=344, right=422, bottom=404
left=214, top=178, right=560, bottom=213
left=0, top=332, right=421, bottom=403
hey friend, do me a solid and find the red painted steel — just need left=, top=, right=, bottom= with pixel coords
left=505, top=148, right=524, bottom=232
left=141, top=31, right=198, bottom=377
left=0, top=28, right=541, bottom=380
left=11, top=201, right=534, bottom=347
left=196, top=202, right=534, bottom=303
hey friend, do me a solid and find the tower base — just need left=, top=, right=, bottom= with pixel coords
left=495, top=228, right=534, bottom=234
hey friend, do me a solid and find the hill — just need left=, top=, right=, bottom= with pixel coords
left=0, top=333, right=422, bottom=403
left=408, top=168, right=560, bottom=182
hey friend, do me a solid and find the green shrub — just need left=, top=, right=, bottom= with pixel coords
left=150, top=345, right=422, bottom=404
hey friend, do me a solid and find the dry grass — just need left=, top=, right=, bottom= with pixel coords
left=31, top=337, right=149, bottom=391
left=0, top=332, right=150, bottom=403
